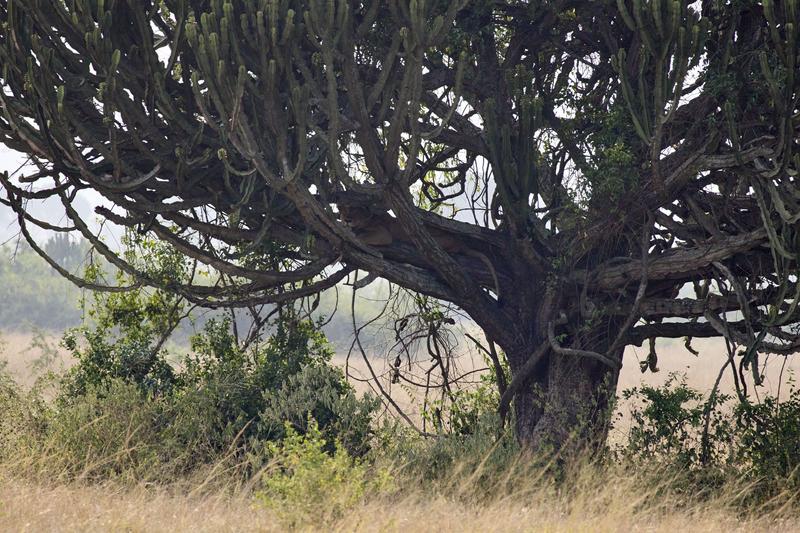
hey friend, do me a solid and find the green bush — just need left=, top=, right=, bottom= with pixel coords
left=44, top=379, right=167, bottom=481
left=422, top=371, right=501, bottom=438
left=184, top=313, right=334, bottom=390
left=41, top=309, right=380, bottom=482
left=0, top=368, right=50, bottom=462
left=257, top=419, right=393, bottom=528
left=616, top=374, right=735, bottom=469
left=369, top=409, right=518, bottom=497
left=45, top=233, right=380, bottom=481
left=618, top=373, right=800, bottom=496
left=166, top=314, right=339, bottom=464
left=60, top=244, right=186, bottom=400
left=259, top=363, right=379, bottom=457
left=735, top=386, right=800, bottom=490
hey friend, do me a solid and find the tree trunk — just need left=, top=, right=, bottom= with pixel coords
left=520, top=352, right=620, bottom=455
left=511, top=372, right=547, bottom=444
left=508, top=324, right=623, bottom=456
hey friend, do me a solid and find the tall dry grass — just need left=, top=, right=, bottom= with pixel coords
left=2, top=456, right=798, bottom=532
left=1, top=408, right=798, bottom=533
left=0, top=477, right=275, bottom=532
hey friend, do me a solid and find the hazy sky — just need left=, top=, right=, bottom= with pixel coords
left=0, top=146, right=27, bottom=242
left=0, top=146, right=103, bottom=246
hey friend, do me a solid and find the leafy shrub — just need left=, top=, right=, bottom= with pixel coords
left=42, top=309, right=380, bottom=482
left=416, top=345, right=506, bottom=439
left=257, top=419, right=393, bottom=527
left=60, top=260, right=185, bottom=400
left=369, top=410, right=519, bottom=498
left=44, top=379, right=167, bottom=481
left=45, top=233, right=380, bottom=481
left=387, top=353, right=519, bottom=488
left=735, top=386, right=800, bottom=490
left=0, top=368, right=50, bottom=462
left=165, top=314, right=338, bottom=464
left=184, top=313, right=334, bottom=390
left=7, top=314, right=379, bottom=483
left=618, top=373, right=800, bottom=497
left=616, top=374, right=734, bottom=469
left=259, top=363, right=379, bottom=457
left=423, top=373, right=502, bottom=438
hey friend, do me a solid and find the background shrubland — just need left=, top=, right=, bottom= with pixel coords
left=2, top=239, right=800, bottom=531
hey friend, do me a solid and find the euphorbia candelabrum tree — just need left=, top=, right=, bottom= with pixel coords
left=1, top=0, right=799, bottom=453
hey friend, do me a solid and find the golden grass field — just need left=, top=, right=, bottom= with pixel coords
left=2, top=331, right=800, bottom=532
left=1, top=457, right=799, bottom=532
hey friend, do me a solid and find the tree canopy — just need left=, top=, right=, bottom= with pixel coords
left=1, top=0, right=799, bottom=451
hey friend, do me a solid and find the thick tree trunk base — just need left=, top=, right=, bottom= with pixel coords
left=511, top=343, right=622, bottom=457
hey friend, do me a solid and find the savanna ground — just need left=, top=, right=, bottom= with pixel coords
left=2, top=330, right=800, bottom=532
left=1, top=472, right=795, bottom=533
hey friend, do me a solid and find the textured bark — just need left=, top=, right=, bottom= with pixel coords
left=511, top=368, right=547, bottom=445
left=505, top=317, right=622, bottom=455
left=522, top=350, right=620, bottom=454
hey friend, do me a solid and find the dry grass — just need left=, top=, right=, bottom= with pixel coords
left=0, top=477, right=278, bottom=532
left=1, top=463, right=799, bottom=532
left=342, top=496, right=790, bottom=532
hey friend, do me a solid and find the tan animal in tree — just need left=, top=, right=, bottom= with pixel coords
left=339, top=205, right=501, bottom=299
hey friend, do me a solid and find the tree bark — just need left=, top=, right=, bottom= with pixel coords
left=522, top=352, right=620, bottom=455
left=508, top=323, right=623, bottom=456
left=511, top=370, right=547, bottom=444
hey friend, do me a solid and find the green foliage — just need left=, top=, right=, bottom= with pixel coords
left=618, top=374, right=800, bottom=494
left=0, top=366, right=49, bottom=462
left=187, top=313, right=334, bottom=390
left=582, top=105, right=641, bottom=204
left=377, top=409, right=518, bottom=492
left=2, top=231, right=380, bottom=482
left=50, top=303, right=379, bottom=480
left=259, top=363, right=380, bottom=457
left=44, top=380, right=169, bottom=481
left=735, top=386, right=800, bottom=490
left=617, top=374, right=734, bottom=468
left=60, top=240, right=186, bottom=399
left=167, top=317, right=376, bottom=471
left=422, top=366, right=501, bottom=437
left=257, top=419, right=393, bottom=528
left=2, top=307, right=379, bottom=482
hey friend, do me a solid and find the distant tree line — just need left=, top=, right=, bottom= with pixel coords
left=0, top=235, right=86, bottom=330
left=0, top=234, right=388, bottom=351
